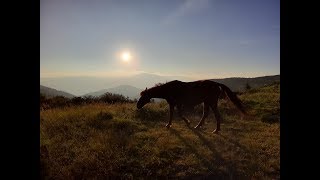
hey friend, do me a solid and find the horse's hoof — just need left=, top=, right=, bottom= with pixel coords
left=212, top=129, right=220, bottom=134
left=166, top=124, right=172, bottom=128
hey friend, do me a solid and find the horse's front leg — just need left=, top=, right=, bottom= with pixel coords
left=177, top=106, right=191, bottom=126
left=166, top=104, right=174, bottom=128
left=195, top=103, right=209, bottom=129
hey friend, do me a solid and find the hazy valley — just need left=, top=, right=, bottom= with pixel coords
left=40, top=73, right=280, bottom=99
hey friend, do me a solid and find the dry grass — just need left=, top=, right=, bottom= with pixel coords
left=40, top=83, right=280, bottom=179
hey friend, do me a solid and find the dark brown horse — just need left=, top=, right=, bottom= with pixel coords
left=137, top=80, right=246, bottom=133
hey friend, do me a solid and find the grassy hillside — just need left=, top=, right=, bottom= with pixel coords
left=40, top=83, right=280, bottom=179
left=211, top=75, right=280, bottom=92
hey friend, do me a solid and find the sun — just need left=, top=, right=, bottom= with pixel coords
left=121, top=51, right=132, bottom=62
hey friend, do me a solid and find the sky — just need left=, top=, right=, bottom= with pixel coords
left=41, top=0, right=280, bottom=80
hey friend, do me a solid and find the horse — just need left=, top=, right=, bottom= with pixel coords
left=136, top=80, right=246, bottom=133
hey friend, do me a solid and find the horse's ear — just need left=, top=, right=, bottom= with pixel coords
left=145, top=87, right=147, bottom=90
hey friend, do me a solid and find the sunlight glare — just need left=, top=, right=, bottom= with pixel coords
left=121, top=51, right=131, bottom=62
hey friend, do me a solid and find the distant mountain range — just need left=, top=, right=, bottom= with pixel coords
left=40, top=85, right=75, bottom=98
left=40, top=73, right=181, bottom=96
left=84, top=85, right=143, bottom=100
left=40, top=73, right=280, bottom=99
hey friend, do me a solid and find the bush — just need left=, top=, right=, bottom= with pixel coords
left=99, top=92, right=132, bottom=104
left=40, top=92, right=135, bottom=110
left=83, top=95, right=98, bottom=104
left=70, top=97, right=85, bottom=106
left=41, top=96, right=70, bottom=109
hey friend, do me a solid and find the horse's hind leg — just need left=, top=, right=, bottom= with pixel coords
left=212, top=106, right=222, bottom=133
left=194, top=103, right=209, bottom=129
left=177, top=106, right=191, bottom=126
left=166, top=104, right=174, bottom=128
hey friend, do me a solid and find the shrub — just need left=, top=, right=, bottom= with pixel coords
left=99, top=92, right=132, bottom=104
left=70, top=97, right=85, bottom=106
left=40, top=92, right=135, bottom=110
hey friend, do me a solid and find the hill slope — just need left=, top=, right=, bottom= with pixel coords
left=210, top=75, right=280, bottom=92
left=40, top=85, right=75, bottom=98
left=40, top=83, right=280, bottom=179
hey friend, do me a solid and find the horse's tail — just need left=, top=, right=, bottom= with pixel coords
left=217, top=83, right=247, bottom=115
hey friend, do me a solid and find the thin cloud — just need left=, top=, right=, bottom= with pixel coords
left=162, top=0, right=209, bottom=25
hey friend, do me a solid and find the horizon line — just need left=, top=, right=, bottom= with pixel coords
left=40, top=71, right=280, bottom=80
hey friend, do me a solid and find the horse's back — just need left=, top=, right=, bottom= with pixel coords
left=186, top=80, right=219, bottom=89
left=166, top=80, right=221, bottom=93
left=168, top=79, right=219, bottom=92
left=170, top=80, right=221, bottom=106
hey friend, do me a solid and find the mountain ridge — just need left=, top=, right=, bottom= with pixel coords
left=41, top=73, right=280, bottom=98
left=40, top=85, right=75, bottom=98
left=83, top=85, right=143, bottom=100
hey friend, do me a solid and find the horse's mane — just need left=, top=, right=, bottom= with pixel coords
left=140, top=82, right=166, bottom=96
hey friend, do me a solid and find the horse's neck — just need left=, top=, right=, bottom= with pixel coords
left=149, top=87, right=168, bottom=99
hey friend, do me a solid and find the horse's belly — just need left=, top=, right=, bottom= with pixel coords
left=175, top=88, right=212, bottom=106
left=177, top=96, right=205, bottom=106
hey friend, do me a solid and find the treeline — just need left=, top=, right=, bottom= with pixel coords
left=40, top=92, right=136, bottom=110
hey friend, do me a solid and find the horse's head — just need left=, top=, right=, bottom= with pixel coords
left=137, top=88, right=151, bottom=109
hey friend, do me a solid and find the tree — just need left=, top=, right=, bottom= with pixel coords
left=245, top=82, right=251, bottom=91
